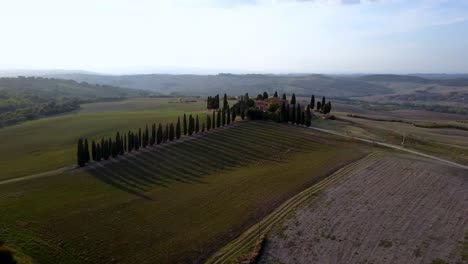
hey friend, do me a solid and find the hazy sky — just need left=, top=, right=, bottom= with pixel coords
left=1, top=0, right=467, bottom=74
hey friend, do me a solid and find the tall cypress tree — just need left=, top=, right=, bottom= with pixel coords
left=123, top=134, right=127, bottom=153
left=221, top=109, right=226, bottom=126
left=188, top=115, right=194, bottom=136
left=274, top=91, right=278, bottom=98
left=176, top=117, right=181, bottom=139
left=101, top=138, right=105, bottom=157
left=77, top=138, right=85, bottom=167
left=169, top=123, right=175, bottom=141
left=291, top=93, right=296, bottom=105
left=84, top=139, right=90, bottom=163
left=151, top=124, right=156, bottom=146
left=227, top=108, right=231, bottom=125
left=305, top=104, right=312, bottom=127
left=202, top=123, right=205, bottom=132
left=183, top=114, right=187, bottom=135
left=163, top=123, right=169, bottom=142
left=216, top=110, right=221, bottom=128
left=231, top=108, right=236, bottom=122
left=195, top=115, right=199, bottom=133
left=206, top=114, right=211, bottom=131
left=281, top=101, right=286, bottom=122
left=138, top=128, right=142, bottom=148
left=144, top=125, right=149, bottom=147
left=134, top=135, right=139, bottom=151
left=127, top=131, right=132, bottom=152
left=316, top=101, right=321, bottom=111
left=311, top=95, right=315, bottom=110
left=296, top=104, right=301, bottom=125
left=96, top=143, right=101, bottom=161
left=223, top=93, right=228, bottom=110
left=212, top=111, right=216, bottom=128
left=286, top=103, right=290, bottom=122
left=282, top=93, right=287, bottom=101
left=291, top=103, right=295, bottom=124
left=91, top=140, right=96, bottom=161
left=157, top=123, right=163, bottom=144
left=321, top=96, right=326, bottom=111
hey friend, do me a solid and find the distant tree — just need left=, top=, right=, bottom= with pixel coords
left=163, top=123, right=169, bottom=142
left=150, top=124, right=156, bottom=146
left=183, top=113, right=187, bottom=135
left=223, top=93, right=228, bottom=110
left=226, top=108, right=231, bottom=125
left=291, top=103, right=296, bottom=124
left=201, top=122, right=205, bottom=132
left=111, top=139, right=117, bottom=158
left=127, top=131, right=132, bottom=152
left=134, top=135, right=139, bottom=151
left=291, top=93, right=296, bottom=105
left=282, top=93, right=287, bottom=101
left=156, top=123, right=162, bottom=144
left=305, top=104, right=312, bottom=127
left=296, top=104, right=301, bottom=125
left=321, top=96, right=326, bottom=111
left=144, top=124, right=149, bottom=147
left=84, top=139, right=90, bottom=163
left=206, top=114, right=211, bottom=131
left=195, top=115, right=200, bottom=133
left=316, top=101, right=321, bottom=112
left=281, top=101, right=287, bottom=122
left=256, top=94, right=263, bottom=100
left=96, top=143, right=101, bottom=161
left=286, top=103, right=290, bottom=123
left=222, top=109, right=226, bottom=126
left=274, top=91, right=278, bottom=98
left=310, top=95, right=315, bottom=110
left=188, top=115, right=194, bottom=135
left=231, top=108, right=236, bottom=122
left=263, top=91, right=269, bottom=99
left=212, top=111, right=216, bottom=129
left=138, top=128, right=142, bottom=147
left=123, top=134, right=127, bottom=152
left=91, top=140, right=97, bottom=161
left=216, top=110, right=221, bottom=128
left=240, top=107, right=245, bottom=120
left=169, top=123, right=175, bottom=141
left=215, top=94, right=220, bottom=109
left=176, top=117, right=181, bottom=139
left=77, top=138, right=85, bottom=167
left=101, top=138, right=106, bottom=157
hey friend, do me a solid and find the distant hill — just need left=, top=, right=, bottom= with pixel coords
left=354, top=74, right=431, bottom=83
left=46, top=73, right=391, bottom=97
left=0, top=76, right=151, bottom=127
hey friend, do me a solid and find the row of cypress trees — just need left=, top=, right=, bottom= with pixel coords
left=76, top=110, right=238, bottom=167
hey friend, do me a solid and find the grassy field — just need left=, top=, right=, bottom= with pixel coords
left=0, top=121, right=368, bottom=263
left=0, top=98, right=211, bottom=181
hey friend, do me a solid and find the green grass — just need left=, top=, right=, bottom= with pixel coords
left=0, top=121, right=367, bottom=263
left=0, top=98, right=208, bottom=181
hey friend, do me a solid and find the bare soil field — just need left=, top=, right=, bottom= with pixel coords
left=260, top=153, right=467, bottom=264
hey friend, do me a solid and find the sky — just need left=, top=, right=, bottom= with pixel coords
left=0, top=0, right=467, bottom=74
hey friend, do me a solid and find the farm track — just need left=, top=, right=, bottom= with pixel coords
left=205, top=152, right=381, bottom=264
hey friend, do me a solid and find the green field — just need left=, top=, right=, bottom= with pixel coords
left=0, top=121, right=368, bottom=263
left=0, top=98, right=211, bottom=181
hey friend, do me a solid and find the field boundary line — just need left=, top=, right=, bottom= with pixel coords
left=307, top=125, right=468, bottom=171
left=205, top=152, right=379, bottom=264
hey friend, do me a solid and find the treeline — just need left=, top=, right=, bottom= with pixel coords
left=76, top=109, right=239, bottom=167
left=206, top=93, right=233, bottom=110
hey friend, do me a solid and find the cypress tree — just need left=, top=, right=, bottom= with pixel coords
left=188, top=115, right=194, bottom=136
left=232, top=108, right=236, bottom=122
left=96, top=143, right=101, bottom=161
left=296, top=104, right=301, bottom=125
left=316, top=101, right=321, bottom=111
left=124, top=134, right=127, bottom=152
left=169, top=123, right=175, bottom=141
left=281, top=101, right=286, bottom=122
left=163, top=123, right=169, bottom=142
left=151, top=124, right=156, bottom=146
left=77, top=138, right=85, bottom=167
left=144, top=124, right=149, bottom=147
left=227, top=108, right=231, bottom=125
left=84, top=139, right=90, bottom=163
left=91, top=140, right=96, bottom=161
left=240, top=107, right=245, bottom=120
left=111, top=140, right=117, bottom=158
left=286, top=103, right=290, bottom=122
left=216, top=94, right=220, bottom=109
left=206, top=114, right=211, bottom=131
left=157, top=123, right=163, bottom=144
left=282, top=93, right=287, bottom=101
left=195, top=115, right=200, bottom=133
left=291, top=103, right=295, bottom=124
left=222, top=109, right=226, bottom=126
left=134, top=135, right=139, bottom=151
left=311, top=95, right=315, bottom=110
left=321, top=96, right=326, bottom=111
left=101, top=138, right=105, bottom=157
left=223, top=93, right=228, bottom=110
left=183, top=114, right=187, bottom=135
left=274, top=91, right=278, bottom=98
left=202, top=123, right=205, bottom=132
left=263, top=91, right=269, bottom=99
left=212, top=111, right=216, bottom=128
left=216, top=110, right=221, bottom=128
left=138, top=128, right=142, bottom=147
left=127, top=131, right=132, bottom=152
left=291, top=93, right=296, bottom=105
left=306, top=104, right=312, bottom=127
left=176, top=117, right=181, bottom=139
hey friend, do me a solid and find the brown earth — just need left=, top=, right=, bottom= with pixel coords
left=260, top=153, right=467, bottom=264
